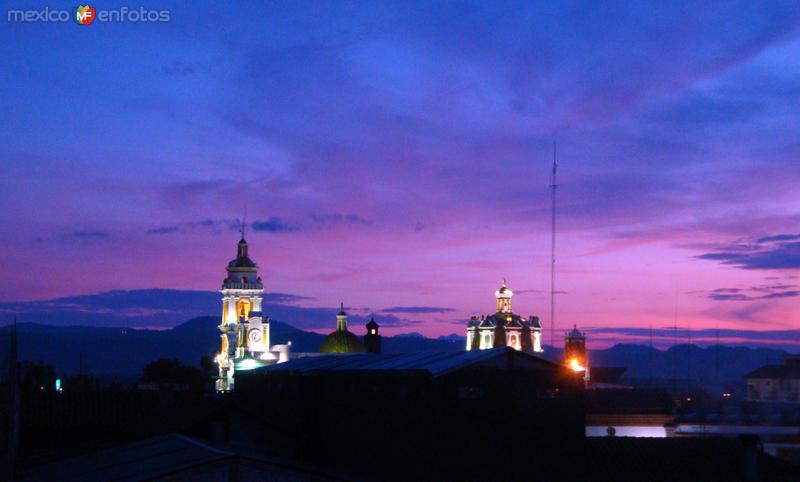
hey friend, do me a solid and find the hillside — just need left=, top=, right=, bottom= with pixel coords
left=0, top=318, right=786, bottom=389
left=0, top=317, right=464, bottom=382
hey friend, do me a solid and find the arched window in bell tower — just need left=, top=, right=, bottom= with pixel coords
left=237, top=298, right=251, bottom=319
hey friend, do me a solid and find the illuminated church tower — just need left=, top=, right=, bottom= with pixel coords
left=466, top=280, right=543, bottom=354
left=564, top=325, right=589, bottom=383
left=215, top=235, right=289, bottom=391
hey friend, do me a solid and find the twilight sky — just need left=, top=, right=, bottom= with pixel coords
left=1, top=1, right=799, bottom=346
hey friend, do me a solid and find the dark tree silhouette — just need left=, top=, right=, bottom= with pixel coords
left=199, top=355, right=217, bottom=379
left=19, top=361, right=57, bottom=392
left=141, top=358, right=204, bottom=390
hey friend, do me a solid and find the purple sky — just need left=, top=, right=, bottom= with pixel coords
left=1, top=2, right=799, bottom=345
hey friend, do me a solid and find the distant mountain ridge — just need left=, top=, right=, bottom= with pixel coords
left=0, top=289, right=790, bottom=388
left=0, top=317, right=787, bottom=390
left=0, top=316, right=464, bottom=381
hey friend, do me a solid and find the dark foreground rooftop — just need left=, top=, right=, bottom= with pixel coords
left=586, top=436, right=800, bottom=482
left=18, top=433, right=351, bottom=482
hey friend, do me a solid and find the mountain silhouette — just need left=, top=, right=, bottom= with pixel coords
left=0, top=289, right=790, bottom=387
left=0, top=317, right=787, bottom=390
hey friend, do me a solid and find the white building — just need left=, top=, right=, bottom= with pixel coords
left=215, top=235, right=289, bottom=391
left=466, top=280, right=543, bottom=354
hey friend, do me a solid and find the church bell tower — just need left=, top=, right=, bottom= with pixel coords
left=215, top=234, right=280, bottom=391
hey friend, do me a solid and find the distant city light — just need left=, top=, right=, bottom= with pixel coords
left=55, top=378, right=62, bottom=393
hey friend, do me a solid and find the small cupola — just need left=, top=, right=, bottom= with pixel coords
left=237, top=236, right=248, bottom=258
left=336, top=303, right=348, bottom=331
left=495, top=278, right=513, bottom=313
left=366, top=318, right=380, bottom=335
left=364, top=316, right=382, bottom=354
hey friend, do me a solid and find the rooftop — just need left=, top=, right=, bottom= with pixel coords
left=254, top=346, right=560, bottom=378
left=745, top=364, right=800, bottom=380
left=19, top=433, right=350, bottom=482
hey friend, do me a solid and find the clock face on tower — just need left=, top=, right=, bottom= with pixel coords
left=248, top=329, right=262, bottom=344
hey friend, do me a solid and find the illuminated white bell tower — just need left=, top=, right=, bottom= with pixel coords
left=215, top=234, right=284, bottom=391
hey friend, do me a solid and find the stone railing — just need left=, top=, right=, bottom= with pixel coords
left=222, top=282, right=263, bottom=290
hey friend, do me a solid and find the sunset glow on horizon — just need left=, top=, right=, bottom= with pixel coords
left=1, top=2, right=798, bottom=346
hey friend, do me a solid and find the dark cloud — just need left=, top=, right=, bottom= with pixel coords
left=708, top=292, right=799, bottom=301
left=707, top=284, right=799, bottom=301
left=145, top=219, right=226, bottom=236
left=588, top=326, right=800, bottom=345
left=0, top=290, right=345, bottom=330
left=251, top=217, right=300, bottom=233
left=697, top=234, right=800, bottom=270
left=349, top=313, right=424, bottom=328
left=758, top=234, right=800, bottom=243
left=262, top=292, right=315, bottom=304
left=73, top=231, right=109, bottom=239
left=311, top=213, right=373, bottom=227
left=146, top=226, right=180, bottom=235
left=751, top=284, right=796, bottom=292
left=193, top=219, right=216, bottom=229
left=380, top=306, right=455, bottom=314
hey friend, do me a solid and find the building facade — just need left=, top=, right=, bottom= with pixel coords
left=746, top=356, right=800, bottom=403
left=466, top=280, right=543, bottom=354
left=215, top=236, right=289, bottom=391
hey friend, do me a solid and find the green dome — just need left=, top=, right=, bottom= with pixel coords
left=319, top=330, right=365, bottom=353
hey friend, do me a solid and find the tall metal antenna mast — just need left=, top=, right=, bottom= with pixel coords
left=549, top=140, right=558, bottom=349
left=672, top=291, right=679, bottom=396
left=649, top=322, right=654, bottom=383
left=687, top=316, right=692, bottom=383
left=715, top=323, right=720, bottom=392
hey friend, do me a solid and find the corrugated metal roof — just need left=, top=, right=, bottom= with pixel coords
left=20, top=433, right=354, bottom=482
left=255, top=347, right=555, bottom=377
left=21, top=434, right=231, bottom=482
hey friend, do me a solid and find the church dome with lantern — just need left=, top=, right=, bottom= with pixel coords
left=466, top=279, right=543, bottom=354
left=319, top=304, right=366, bottom=353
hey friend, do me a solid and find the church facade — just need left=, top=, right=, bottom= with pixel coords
left=215, top=236, right=289, bottom=391
left=466, top=280, right=543, bottom=354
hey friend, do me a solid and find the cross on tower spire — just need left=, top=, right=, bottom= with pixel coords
left=240, top=207, right=248, bottom=240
